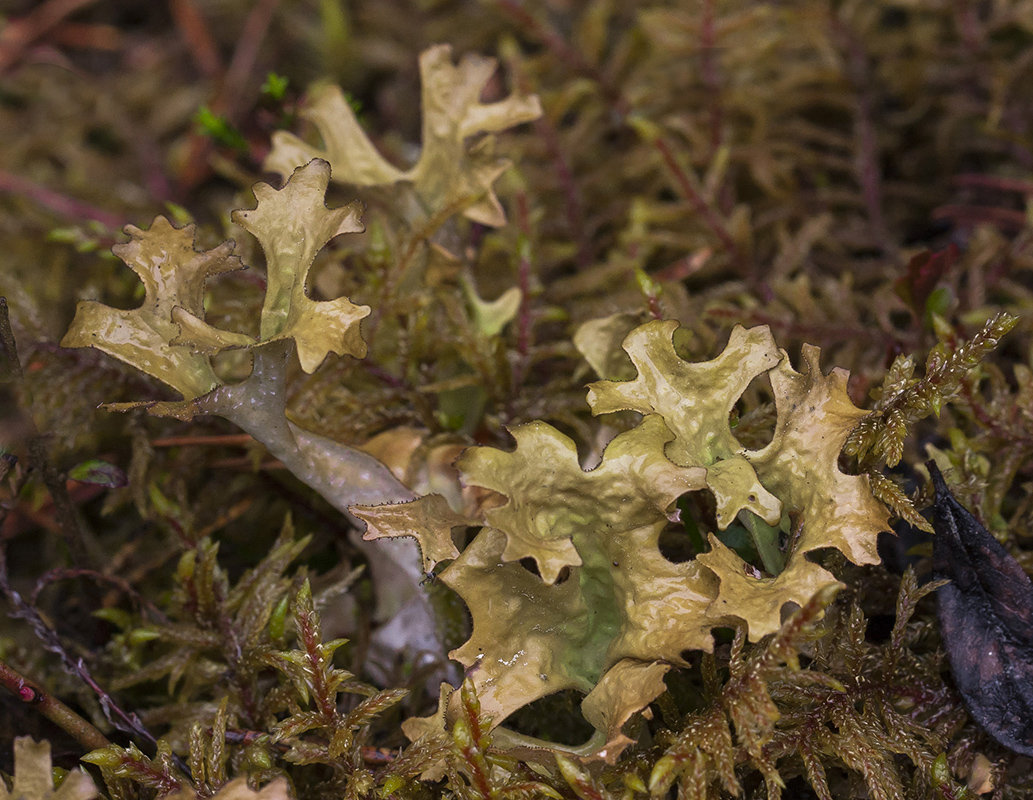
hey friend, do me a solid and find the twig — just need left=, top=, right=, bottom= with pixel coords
left=652, top=135, right=742, bottom=262
left=0, top=0, right=100, bottom=74
left=150, top=433, right=255, bottom=448
left=216, top=0, right=283, bottom=119
left=493, top=0, right=628, bottom=114
left=177, top=0, right=282, bottom=188
left=27, top=438, right=95, bottom=568
left=47, top=22, right=120, bottom=52
left=506, top=52, right=590, bottom=270
left=364, top=195, right=473, bottom=347
left=0, top=658, right=111, bottom=751
left=224, top=728, right=398, bottom=764
left=169, top=0, right=223, bottom=79
left=0, top=542, right=180, bottom=766
left=830, top=14, right=892, bottom=254
left=953, top=174, right=1033, bottom=195
left=209, top=456, right=284, bottom=471
left=707, top=305, right=910, bottom=353
left=699, top=0, right=723, bottom=159
left=932, top=204, right=1027, bottom=233
left=535, top=111, right=589, bottom=270
left=954, top=0, right=983, bottom=58
left=361, top=359, right=409, bottom=390
left=30, top=567, right=170, bottom=624
left=0, top=313, right=187, bottom=767
left=511, top=191, right=534, bottom=390
left=494, top=1, right=594, bottom=81
left=0, top=170, right=124, bottom=229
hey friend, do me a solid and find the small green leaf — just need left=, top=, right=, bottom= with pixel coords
left=378, top=776, right=405, bottom=797
left=269, top=594, right=290, bottom=642
left=68, top=459, right=127, bottom=488
left=261, top=72, right=290, bottom=101
left=925, top=286, right=954, bottom=324
left=462, top=276, right=521, bottom=338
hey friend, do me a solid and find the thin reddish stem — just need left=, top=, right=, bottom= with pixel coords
left=700, top=0, right=723, bottom=158
left=831, top=15, right=891, bottom=253
left=652, top=135, right=741, bottom=261
left=512, top=191, right=534, bottom=390
left=0, top=658, right=111, bottom=751
left=0, top=170, right=124, bottom=229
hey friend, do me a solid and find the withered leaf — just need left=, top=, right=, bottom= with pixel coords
left=2, top=738, right=99, bottom=800
left=893, top=245, right=958, bottom=319
left=928, top=460, right=1033, bottom=756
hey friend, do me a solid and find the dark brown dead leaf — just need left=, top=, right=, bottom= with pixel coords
left=928, top=460, right=1033, bottom=756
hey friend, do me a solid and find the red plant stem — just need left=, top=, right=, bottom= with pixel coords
left=708, top=306, right=911, bottom=353
left=169, top=0, right=223, bottom=79
left=831, top=15, right=891, bottom=253
left=461, top=740, right=494, bottom=799
left=31, top=567, right=169, bottom=623
left=47, top=22, right=120, bottom=51
left=28, top=436, right=94, bottom=569
left=646, top=289, right=663, bottom=321
left=210, top=577, right=261, bottom=726
left=0, top=169, right=124, bottom=229
left=0, top=658, right=111, bottom=751
left=652, top=135, right=741, bottom=261
left=494, top=0, right=591, bottom=79
left=0, top=0, right=100, bottom=73
left=356, top=358, right=409, bottom=390
left=178, top=0, right=281, bottom=189
left=953, top=174, right=1033, bottom=194
left=958, top=377, right=1019, bottom=442
left=932, top=204, right=1027, bottom=233
left=954, top=0, right=983, bottom=57
left=364, top=196, right=469, bottom=348
left=537, top=112, right=589, bottom=269
left=700, top=0, right=723, bottom=158
left=504, top=46, right=590, bottom=269
left=512, top=191, right=534, bottom=390
left=151, top=433, right=255, bottom=447
left=302, top=619, right=337, bottom=724
left=0, top=541, right=185, bottom=772
left=217, top=0, right=282, bottom=119
left=493, top=0, right=629, bottom=114
left=225, top=729, right=398, bottom=763
left=1, top=300, right=96, bottom=567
